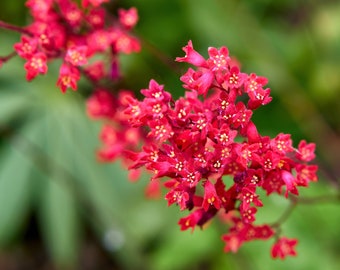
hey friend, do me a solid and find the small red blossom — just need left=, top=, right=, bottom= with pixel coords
left=271, top=237, right=298, bottom=259
left=145, top=179, right=162, bottom=199
left=281, top=170, right=299, bottom=197
left=224, top=66, right=247, bottom=90
left=119, top=7, right=138, bottom=29
left=207, top=46, right=230, bottom=71
left=26, top=0, right=53, bottom=18
left=296, top=140, right=316, bottom=162
left=202, top=180, right=221, bottom=211
left=65, top=45, right=88, bottom=66
left=295, top=164, right=318, bottom=186
left=111, top=31, right=141, bottom=54
left=178, top=209, right=205, bottom=231
left=86, top=89, right=116, bottom=119
left=24, top=52, right=48, bottom=81
left=87, top=30, right=112, bottom=53
left=14, top=36, right=38, bottom=59
left=56, top=63, right=80, bottom=93
left=180, top=68, right=214, bottom=96
left=222, top=233, right=243, bottom=253
left=244, top=73, right=268, bottom=93
left=240, top=187, right=263, bottom=211
left=175, top=40, right=206, bottom=67
left=271, top=133, right=293, bottom=155
left=165, top=188, right=190, bottom=210
left=59, top=1, right=83, bottom=27
left=84, top=61, right=106, bottom=81
left=86, top=7, right=106, bottom=28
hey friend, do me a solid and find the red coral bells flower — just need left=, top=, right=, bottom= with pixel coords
left=271, top=237, right=298, bottom=259
left=24, top=52, right=48, bottom=81
left=7, top=0, right=140, bottom=93
left=86, top=88, right=145, bottom=185
left=296, top=140, right=316, bottom=162
left=124, top=40, right=318, bottom=258
left=86, top=89, right=116, bottom=119
left=56, top=63, right=80, bottom=93
left=119, top=8, right=138, bottom=29
left=14, top=36, right=38, bottom=59
left=202, top=180, right=221, bottom=211
left=175, top=40, right=207, bottom=67
left=65, top=45, right=88, bottom=66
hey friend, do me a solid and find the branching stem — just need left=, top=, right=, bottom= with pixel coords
left=0, top=20, right=32, bottom=35
left=271, top=192, right=340, bottom=231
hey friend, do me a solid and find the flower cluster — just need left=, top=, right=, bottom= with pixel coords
left=124, top=41, right=318, bottom=258
left=86, top=88, right=149, bottom=184
left=11, top=0, right=140, bottom=92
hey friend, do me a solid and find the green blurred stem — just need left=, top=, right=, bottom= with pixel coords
left=140, top=37, right=182, bottom=74
left=272, top=193, right=340, bottom=229
left=0, top=51, right=17, bottom=64
left=292, top=193, right=340, bottom=204
left=271, top=201, right=297, bottom=229
left=0, top=20, right=31, bottom=35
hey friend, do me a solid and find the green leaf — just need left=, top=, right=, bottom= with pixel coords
left=0, top=132, right=32, bottom=245
left=39, top=178, right=80, bottom=268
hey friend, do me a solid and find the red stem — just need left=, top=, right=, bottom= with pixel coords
left=0, top=20, right=32, bottom=35
left=0, top=51, right=17, bottom=64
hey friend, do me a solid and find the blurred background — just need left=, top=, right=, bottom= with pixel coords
left=1, top=0, right=340, bottom=269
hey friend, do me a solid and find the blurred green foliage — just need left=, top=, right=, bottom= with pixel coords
left=1, top=0, right=340, bottom=269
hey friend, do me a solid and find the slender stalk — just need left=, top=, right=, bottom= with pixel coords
left=0, top=51, right=17, bottom=64
left=271, top=192, right=340, bottom=230
left=293, top=193, right=340, bottom=204
left=0, top=20, right=32, bottom=35
left=139, top=36, right=182, bottom=74
left=271, top=201, right=297, bottom=228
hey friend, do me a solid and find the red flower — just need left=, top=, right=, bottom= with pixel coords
left=59, top=1, right=83, bottom=27
left=281, top=170, right=299, bottom=197
left=224, top=66, right=247, bottom=90
left=271, top=133, right=293, bottom=155
left=239, top=187, right=263, bottom=211
left=26, top=0, right=53, bottom=18
left=295, top=164, right=318, bottom=186
left=56, top=63, right=80, bottom=93
left=165, top=188, right=190, bottom=210
left=86, top=89, right=116, bottom=119
left=84, top=61, right=106, bottom=81
left=13, top=0, right=140, bottom=90
left=271, top=237, right=298, bottom=259
left=24, top=52, right=48, bottom=81
left=296, top=140, right=316, bottom=162
left=202, top=180, right=221, bottom=211
left=86, top=7, right=106, bottom=29
left=180, top=68, right=214, bottom=96
left=111, top=30, right=141, bottom=54
left=175, top=40, right=206, bottom=67
left=178, top=209, right=205, bottom=231
left=87, top=30, right=112, bottom=54
left=119, top=7, right=138, bottom=29
left=14, top=36, right=38, bottom=59
left=122, top=41, right=318, bottom=257
left=207, top=46, right=230, bottom=71
left=65, top=45, right=88, bottom=66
